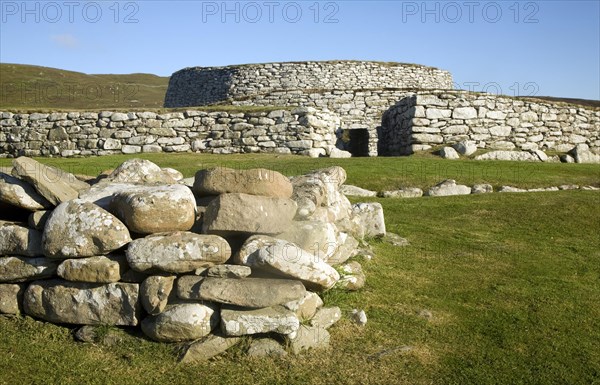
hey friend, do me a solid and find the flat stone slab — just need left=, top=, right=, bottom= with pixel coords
left=339, top=185, right=377, bottom=197
left=126, top=232, right=231, bottom=273
left=310, top=307, right=342, bottom=329
left=57, top=256, right=122, bottom=283
left=425, top=179, right=472, bottom=197
left=181, top=277, right=307, bottom=308
left=23, top=280, right=141, bottom=326
left=221, top=305, right=299, bottom=336
left=0, top=256, right=58, bottom=283
left=0, top=172, right=51, bottom=211
left=193, top=167, right=293, bottom=198
left=179, top=334, right=241, bottom=363
left=202, top=193, right=297, bottom=235
left=12, top=157, right=89, bottom=206
left=206, top=264, right=251, bottom=278
left=42, top=199, right=131, bottom=259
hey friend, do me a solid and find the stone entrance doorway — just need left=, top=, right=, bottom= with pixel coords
left=345, top=129, right=370, bottom=157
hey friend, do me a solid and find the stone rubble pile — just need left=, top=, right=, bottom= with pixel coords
left=0, top=157, right=386, bottom=362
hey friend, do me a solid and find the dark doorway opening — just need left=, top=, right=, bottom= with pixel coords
left=345, top=129, right=370, bottom=157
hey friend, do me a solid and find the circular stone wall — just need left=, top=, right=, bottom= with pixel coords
left=164, top=61, right=453, bottom=107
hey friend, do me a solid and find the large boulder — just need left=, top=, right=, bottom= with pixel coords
left=141, top=303, right=218, bottom=342
left=0, top=221, right=43, bottom=257
left=0, top=256, right=58, bottom=283
left=78, top=182, right=140, bottom=210
left=202, top=193, right=297, bottom=235
left=23, top=280, right=141, bottom=326
left=0, top=172, right=51, bottom=211
left=570, top=144, right=600, bottom=164
left=193, top=167, right=293, bottom=198
left=42, top=199, right=131, bottom=259
left=104, top=159, right=180, bottom=184
left=126, top=232, right=231, bottom=273
left=243, top=238, right=340, bottom=291
left=56, top=256, right=122, bottom=283
left=220, top=306, right=299, bottom=336
left=12, top=157, right=89, bottom=205
left=178, top=277, right=306, bottom=308
left=110, top=184, right=196, bottom=234
left=453, top=140, right=478, bottom=156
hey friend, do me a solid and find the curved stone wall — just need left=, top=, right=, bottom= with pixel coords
left=164, top=61, right=453, bottom=107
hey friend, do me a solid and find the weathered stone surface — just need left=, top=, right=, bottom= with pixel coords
left=78, top=182, right=140, bottom=210
left=57, top=256, right=121, bottom=283
left=202, top=193, right=297, bottom=235
left=339, top=185, right=377, bottom=197
left=0, top=283, right=24, bottom=314
left=179, top=334, right=241, bottom=363
left=327, top=232, right=359, bottom=265
left=453, top=140, right=478, bottom=156
left=380, top=188, right=423, bottom=198
left=193, top=167, right=293, bottom=198
left=471, top=184, right=493, bottom=194
left=384, top=232, right=410, bottom=247
left=498, top=186, right=527, bottom=193
left=141, top=303, right=218, bottom=342
left=0, top=172, right=51, bottom=210
left=126, top=232, right=231, bottom=273
left=425, top=180, right=471, bottom=197
left=474, top=151, right=539, bottom=162
left=23, top=280, right=140, bottom=326
left=206, top=264, right=251, bottom=278
left=248, top=338, right=288, bottom=357
left=289, top=325, right=330, bottom=354
left=283, top=291, right=323, bottom=320
left=291, top=167, right=348, bottom=221
left=12, top=157, right=89, bottom=205
left=104, top=159, right=179, bottom=184
left=181, top=277, right=306, bottom=308
left=0, top=221, right=43, bottom=256
left=245, top=239, right=340, bottom=291
left=42, top=199, right=131, bottom=258
left=352, top=203, right=386, bottom=238
left=0, top=256, right=57, bottom=283
left=140, top=275, right=176, bottom=315
left=310, top=307, right=342, bottom=329
left=111, top=184, right=196, bottom=234
left=221, top=306, right=299, bottom=336
left=278, top=220, right=339, bottom=261
left=439, top=146, right=460, bottom=159
left=336, top=261, right=365, bottom=291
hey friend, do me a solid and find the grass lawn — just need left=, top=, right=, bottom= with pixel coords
left=1, top=155, right=599, bottom=385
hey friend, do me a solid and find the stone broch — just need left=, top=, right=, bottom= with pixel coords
left=0, top=157, right=381, bottom=361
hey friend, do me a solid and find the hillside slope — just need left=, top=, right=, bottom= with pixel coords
left=0, top=63, right=169, bottom=109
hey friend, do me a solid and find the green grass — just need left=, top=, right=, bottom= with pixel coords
left=0, top=156, right=599, bottom=385
left=0, top=153, right=598, bottom=191
left=0, top=63, right=169, bottom=109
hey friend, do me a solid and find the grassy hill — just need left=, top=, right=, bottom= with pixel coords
left=0, top=63, right=169, bottom=110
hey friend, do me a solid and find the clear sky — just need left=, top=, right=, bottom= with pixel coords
left=1, top=0, right=599, bottom=100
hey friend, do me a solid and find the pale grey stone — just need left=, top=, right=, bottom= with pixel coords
left=310, top=307, right=341, bottom=329
left=0, top=221, right=43, bottom=257
left=439, top=146, right=460, bottom=159
left=380, top=188, right=423, bottom=198
left=453, top=140, right=478, bottom=156
left=141, top=303, right=218, bottom=342
left=179, top=334, right=241, bottom=363
left=352, top=202, right=386, bottom=238
left=471, top=184, right=493, bottom=194
left=220, top=306, right=299, bottom=336
left=340, top=185, right=377, bottom=197
left=0, top=172, right=51, bottom=210
left=24, top=280, right=140, bottom=326
left=426, top=180, right=471, bottom=197
left=289, top=325, right=330, bottom=354
left=0, top=256, right=57, bottom=283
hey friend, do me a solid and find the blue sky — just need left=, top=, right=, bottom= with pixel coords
left=1, top=0, right=599, bottom=99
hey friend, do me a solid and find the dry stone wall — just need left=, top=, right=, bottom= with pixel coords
left=379, top=91, right=600, bottom=155
left=0, top=108, right=340, bottom=158
left=164, top=61, right=453, bottom=107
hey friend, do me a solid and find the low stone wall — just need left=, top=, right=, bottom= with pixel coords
left=0, top=108, right=340, bottom=158
left=164, top=61, right=453, bottom=107
left=379, top=91, right=600, bottom=155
